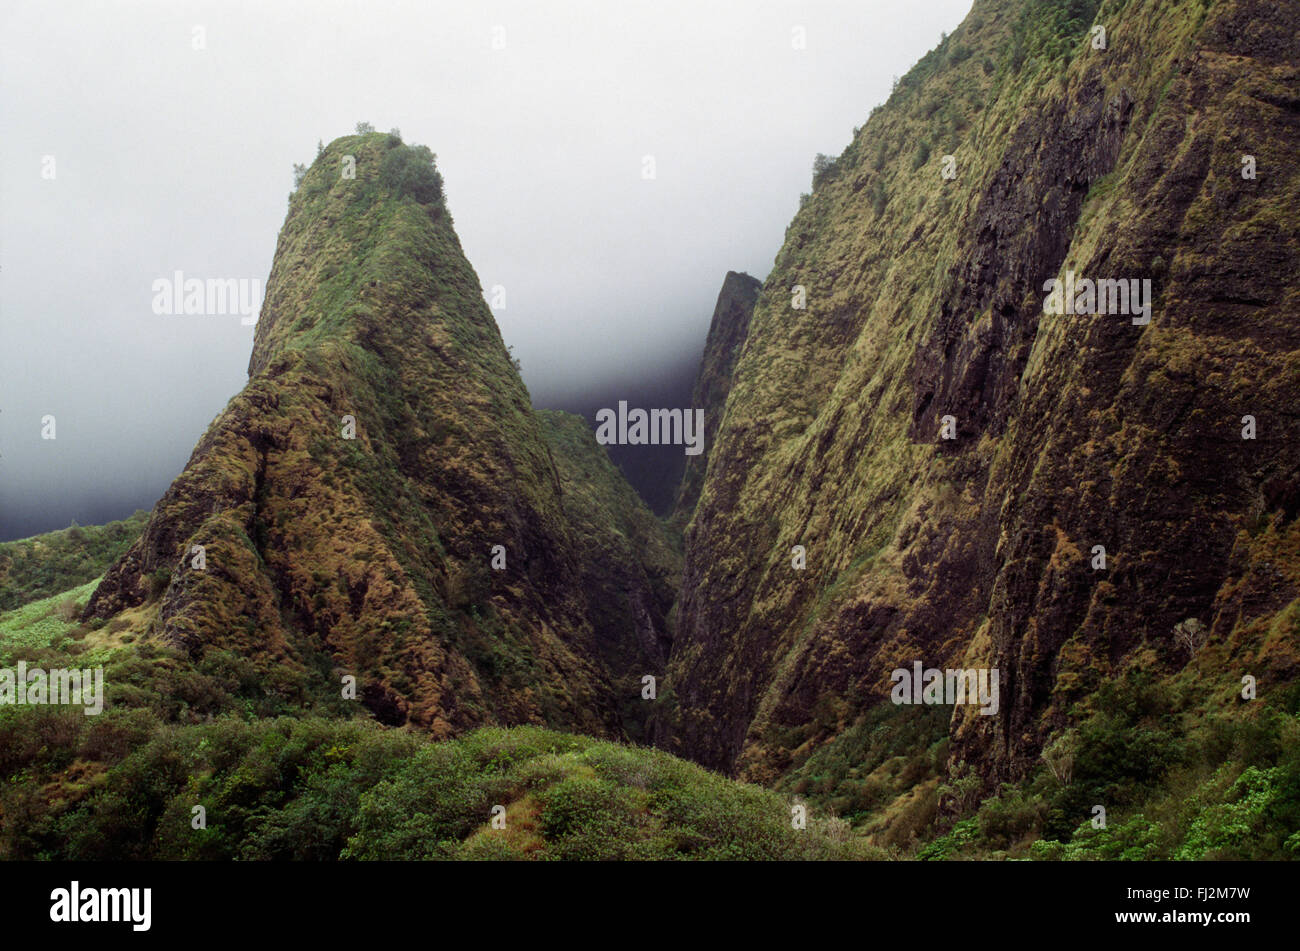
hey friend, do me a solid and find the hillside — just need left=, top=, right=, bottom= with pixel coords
left=0, top=511, right=147, bottom=611
left=654, top=0, right=1300, bottom=853
left=0, top=714, right=867, bottom=860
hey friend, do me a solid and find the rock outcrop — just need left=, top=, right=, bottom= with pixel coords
left=657, top=0, right=1300, bottom=784
left=670, top=271, right=763, bottom=530
left=87, top=132, right=676, bottom=739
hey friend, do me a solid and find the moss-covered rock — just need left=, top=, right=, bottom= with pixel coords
left=658, top=0, right=1300, bottom=796
left=84, top=133, right=676, bottom=740
left=670, top=271, right=763, bottom=531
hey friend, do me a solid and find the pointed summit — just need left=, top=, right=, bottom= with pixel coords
left=87, top=132, right=676, bottom=737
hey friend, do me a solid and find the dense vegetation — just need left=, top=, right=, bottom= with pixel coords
left=773, top=665, right=1300, bottom=860
left=0, top=660, right=863, bottom=861
left=3, top=560, right=1294, bottom=860
left=920, top=672, right=1300, bottom=860
left=0, top=512, right=147, bottom=611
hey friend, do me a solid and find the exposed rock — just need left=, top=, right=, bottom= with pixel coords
left=670, top=271, right=763, bottom=530
left=657, top=0, right=1300, bottom=786
left=86, top=133, right=675, bottom=739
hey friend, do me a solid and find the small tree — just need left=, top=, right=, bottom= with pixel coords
left=911, top=140, right=932, bottom=170
left=812, top=152, right=837, bottom=187
left=379, top=144, right=443, bottom=205
left=937, top=760, right=982, bottom=814
left=1174, top=617, right=1208, bottom=655
left=292, top=162, right=308, bottom=189
left=355, top=121, right=375, bottom=134
left=870, top=178, right=888, bottom=216
left=1041, top=730, right=1079, bottom=787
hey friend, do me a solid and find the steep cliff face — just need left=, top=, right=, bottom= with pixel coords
left=86, top=133, right=673, bottom=738
left=537, top=410, right=681, bottom=738
left=659, top=0, right=1300, bottom=785
left=670, top=271, right=762, bottom=530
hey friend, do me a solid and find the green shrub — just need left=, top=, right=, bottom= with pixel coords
left=148, top=567, right=172, bottom=601
left=379, top=145, right=444, bottom=206
left=812, top=153, right=840, bottom=188
left=911, top=141, right=932, bottom=171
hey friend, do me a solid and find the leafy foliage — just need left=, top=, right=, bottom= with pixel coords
left=379, top=143, right=444, bottom=206
left=0, top=716, right=867, bottom=860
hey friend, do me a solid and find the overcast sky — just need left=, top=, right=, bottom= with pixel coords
left=0, top=0, right=972, bottom=540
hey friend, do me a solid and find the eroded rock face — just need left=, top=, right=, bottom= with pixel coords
left=87, top=133, right=676, bottom=739
left=658, top=0, right=1300, bottom=783
left=671, top=271, right=763, bottom=530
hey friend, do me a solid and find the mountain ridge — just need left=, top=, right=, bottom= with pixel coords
left=655, top=0, right=1300, bottom=791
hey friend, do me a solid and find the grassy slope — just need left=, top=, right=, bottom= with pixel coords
left=0, top=512, right=147, bottom=611
left=0, top=578, right=102, bottom=659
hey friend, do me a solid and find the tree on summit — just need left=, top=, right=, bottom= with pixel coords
left=380, top=144, right=444, bottom=206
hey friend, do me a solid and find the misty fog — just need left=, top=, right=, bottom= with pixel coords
left=0, top=0, right=971, bottom=539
